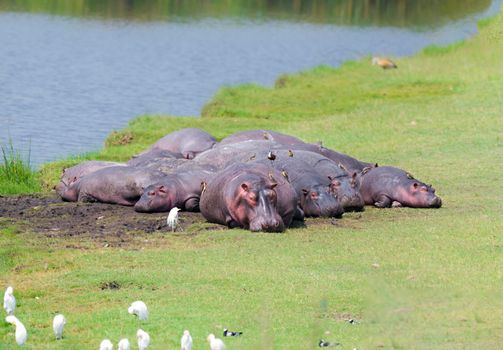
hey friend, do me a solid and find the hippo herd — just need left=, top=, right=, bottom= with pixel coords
left=56, top=128, right=442, bottom=232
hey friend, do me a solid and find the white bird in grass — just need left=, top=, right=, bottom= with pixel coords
left=207, top=333, right=225, bottom=350
left=3, top=286, right=16, bottom=315
left=100, top=339, right=114, bottom=350
left=118, top=338, right=130, bottom=350
left=5, top=315, right=28, bottom=346
left=137, top=329, right=150, bottom=350
left=167, top=207, right=181, bottom=232
left=128, top=300, right=148, bottom=320
left=181, top=330, right=193, bottom=350
left=53, top=313, right=66, bottom=340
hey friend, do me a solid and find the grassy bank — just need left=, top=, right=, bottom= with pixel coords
left=1, top=9, right=503, bottom=349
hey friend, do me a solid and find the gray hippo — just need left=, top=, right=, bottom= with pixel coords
left=140, top=128, right=217, bottom=159
left=55, top=160, right=126, bottom=196
left=250, top=157, right=344, bottom=218
left=359, top=166, right=442, bottom=208
left=200, top=163, right=302, bottom=232
left=218, top=129, right=371, bottom=174
left=195, top=141, right=361, bottom=213
left=127, top=149, right=184, bottom=167
left=219, top=129, right=304, bottom=146
left=134, top=169, right=215, bottom=213
left=60, top=166, right=165, bottom=206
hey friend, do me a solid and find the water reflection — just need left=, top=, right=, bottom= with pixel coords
left=0, top=0, right=501, bottom=167
left=0, top=0, right=493, bottom=28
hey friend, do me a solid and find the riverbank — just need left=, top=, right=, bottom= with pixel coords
left=1, top=10, right=502, bottom=349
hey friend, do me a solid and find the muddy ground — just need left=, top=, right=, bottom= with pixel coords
left=0, top=194, right=352, bottom=247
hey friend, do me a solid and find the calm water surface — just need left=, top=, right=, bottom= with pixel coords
left=0, top=0, right=501, bottom=167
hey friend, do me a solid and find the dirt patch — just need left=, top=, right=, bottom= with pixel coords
left=0, top=194, right=363, bottom=247
left=0, top=194, right=222, bottom=247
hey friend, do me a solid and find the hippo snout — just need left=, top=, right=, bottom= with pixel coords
left=340, top=194, right=365, bottom=212
left=430, top=196, right=442, bottom=208
left=250, top=217, right=284, bottom=232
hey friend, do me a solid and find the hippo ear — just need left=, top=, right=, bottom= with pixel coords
left=338, top=163, right=348, bottom=173
left=375, top=163, right=379, bottom=167
left=270, top=183, right=277, bottom=189
left=302, top=189, right=309, bottom=196
left=412, top=182, right=419, bottom=190
left=241, top=183, right=249, bottom=192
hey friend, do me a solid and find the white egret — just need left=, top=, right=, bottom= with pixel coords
left=5, top=315, right=28, bottom=346
left=207, top=333, right=225, bottom=350
left=53, top=314, right=66, bottom=340
left=167, top=207, right=181, bottom=232
left=3, top=286, right=16, bottom=315
left=118, top=338, right=130, bottom=350
left=128, top=300, right=148, bottom=320
left=100, top=339, right=114, bottom=350
left=137, top=329, right=150, bottom=350
left=181, top=330, right=192, bottom=350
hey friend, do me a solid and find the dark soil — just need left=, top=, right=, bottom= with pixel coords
left=0, top=194, right=359, bottom=247
left=0, top=194, right=221, bottom=246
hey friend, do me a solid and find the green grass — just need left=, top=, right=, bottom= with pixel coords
left=0, top=140, right=40, bottom=195
left=2, top=9, right=503, bottom=349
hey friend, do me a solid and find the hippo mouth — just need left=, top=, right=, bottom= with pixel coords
left=429, top=196, right=442, bottom=208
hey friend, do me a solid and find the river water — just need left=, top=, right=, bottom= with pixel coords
left=0, top=0, right=501, bottom=167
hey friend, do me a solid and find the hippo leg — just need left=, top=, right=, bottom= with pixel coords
left=184, top=197, right=200, bottom=212
left=293, top=206, right=305, bottom=221
left=391, top=201, right=403, bottom=208
left=374, top=195, right=392, bottom=208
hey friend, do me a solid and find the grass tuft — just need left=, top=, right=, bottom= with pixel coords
left=0, top=140, right=40, bottom=194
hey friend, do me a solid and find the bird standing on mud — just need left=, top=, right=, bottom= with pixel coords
left=5, top=315, right=28, bottom=346
left=3, top=286, right=16, bottom=315
left=372, top=56, right=397, bottom=69
left=167, top=207, right=181, bottom=232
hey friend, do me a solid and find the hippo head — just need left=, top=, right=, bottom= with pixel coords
left=328, top=173, right=364, bottom=212
left=134, top=183, right=177, bottom=213
left=231, top=180, right=284, bottom=232
left=300, top=184, right=344, bottom=218
left=60, top=178, right=80, bottom=202
left=398, top=180, right=442, bottom=208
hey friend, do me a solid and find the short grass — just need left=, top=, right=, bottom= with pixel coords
left=2, top=9, right=503, bottom=349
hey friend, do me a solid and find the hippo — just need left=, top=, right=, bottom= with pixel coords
left=134, top=169, right=215, bottom=213
left=218, top=129, right=371, bottom=174
left=200, top=163, right=302, bottom=232
left=127, top=149, right=184, bottom=167
left=55, top=160, right=126, bottom=197
left=250, top=157, right=344, bottom=218
left=359, top=166, right=442, bottom=208
left=60, top=166, right=165, bottom=205
left=140, top=128, right=217, bottom=159
left=218, top=129, right=304, bottom=146
left=195, top=141, right=361, bottom=213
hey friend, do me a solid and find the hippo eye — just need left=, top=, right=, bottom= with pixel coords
left=311, top=192, right=319, bottom=200
left=420, top=186, right=428, bottom=192
left=148, top=191, right=155, bottom=196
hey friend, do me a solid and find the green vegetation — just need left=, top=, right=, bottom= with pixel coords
left=0, top=0, right=491, bottom=28
left=2, top=9, right=503, bottom=350
left=0, top=140, right=40, bottom=194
